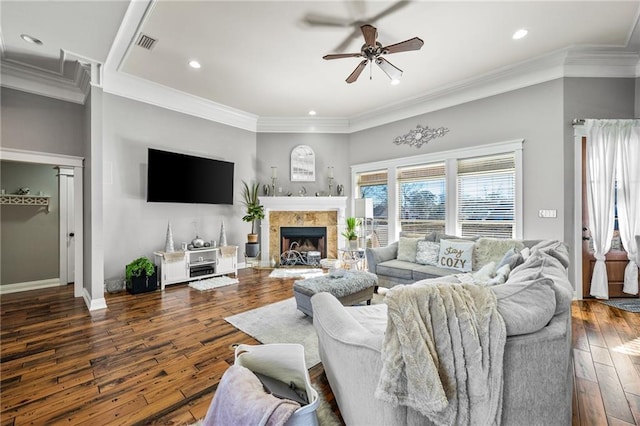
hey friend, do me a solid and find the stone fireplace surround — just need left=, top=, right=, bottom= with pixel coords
left=259, top=196, right=347, bottom=265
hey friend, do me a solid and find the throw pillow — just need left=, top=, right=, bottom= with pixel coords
left=396, top=237, right=422, bottom=262
left=438, top=239, right=474, bottom=272
left=472, top=261, right=497, bottom=283
left=415, top=241, right=440, bottom=265
left=473, top=238, right=525, bottom=271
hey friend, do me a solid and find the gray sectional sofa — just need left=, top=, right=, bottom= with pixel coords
left=366, top=232, right=540, bottom=288
left=312, top=238, right=574, bottom=425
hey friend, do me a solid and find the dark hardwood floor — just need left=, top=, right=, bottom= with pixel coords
left=1, top=268, right=639, bottom=425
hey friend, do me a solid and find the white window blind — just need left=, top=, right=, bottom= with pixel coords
left=397, top=163, right=446, bottom=234
left=357, top=171, right=389, bottom=246
left=457, top=153, right=515, bottom=238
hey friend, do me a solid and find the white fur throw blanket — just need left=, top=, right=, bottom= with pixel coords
left=375, top=282, right=506, bottom=426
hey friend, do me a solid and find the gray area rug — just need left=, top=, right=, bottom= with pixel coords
left=599, top=298, right=640, bottom=313
left=225, top=298, right=320, bottom=367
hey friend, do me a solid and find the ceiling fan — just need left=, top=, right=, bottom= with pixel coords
left=323, top=24, right=424, bottom=84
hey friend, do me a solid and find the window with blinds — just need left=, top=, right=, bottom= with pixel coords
left=397, top=162, right=446, bottom=234
left=357, top=171, right=388, bottom=246
left=457, top=153, right=515, bottom=238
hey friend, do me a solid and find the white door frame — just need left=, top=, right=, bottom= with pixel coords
left=573, top=125, right=587, bottom=300
left=0, top=148, right=84, bottom=298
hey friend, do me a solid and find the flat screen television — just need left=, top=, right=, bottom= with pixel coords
left=147, top=148, right=234, bottom=205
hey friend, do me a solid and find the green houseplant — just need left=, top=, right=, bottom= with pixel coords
left=241, top=181, right=265, bottom=257
left=125, top=257, right=157, bottom=294
left=342, top=217, right=361, bottom=249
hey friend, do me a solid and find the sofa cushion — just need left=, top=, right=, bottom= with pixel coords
left=438, top=239, right=474, bottom=272
left=530, top=240, right=571, bottom=268
left=473, top=238, right=525, bottom=271
left=412, top=264, right=459, bottom=281
left=507, top=251, right=573, bottom=315
left=492, top=278, right=557, bottom=336
left=396, top=237, right=422, bottom=262
left=376, top=260, right=416, bottom=281
left=415, top=241, right=440, bottom=265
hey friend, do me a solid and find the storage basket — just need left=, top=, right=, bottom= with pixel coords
left=234, top=343, right=319, bottom=426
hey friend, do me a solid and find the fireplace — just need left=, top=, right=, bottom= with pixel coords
left=259, top=196, right=347, bottom=265
left=280, top=227, right=326, bottom=266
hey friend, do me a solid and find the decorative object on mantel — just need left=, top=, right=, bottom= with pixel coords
left=270, top=166, right=278, bottom=197
left=16, top=187, right=31, bottom=195
left=327, top=166, right=334, bottom=196
left=337, top=184, right=344, bottom=196
left=291, top=145, right=315, bottom=182
left=394, top=124, right=449, bottom=148
left=164, top=221, right=175, bottom=252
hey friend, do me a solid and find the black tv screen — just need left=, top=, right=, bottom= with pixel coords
left=147, top=148, right=234, bottom=205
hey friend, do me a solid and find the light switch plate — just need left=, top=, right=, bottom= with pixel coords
left=538, top=209, right=557, bottom=218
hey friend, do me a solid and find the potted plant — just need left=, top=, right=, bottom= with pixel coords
left=241, top=181, right=265, bottom=257
left=125, top=256, right=158, bottom=294
left=342, top=217, right=361, bottom=250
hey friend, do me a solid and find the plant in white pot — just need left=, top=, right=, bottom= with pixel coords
left=342, top=217, right=361, bottom=250
left=241, top=181, right=264, bottom=257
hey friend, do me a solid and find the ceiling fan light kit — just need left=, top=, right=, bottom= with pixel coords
left=323, top=24, right=423, bottom=84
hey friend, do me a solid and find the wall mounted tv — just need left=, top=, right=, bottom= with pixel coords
left=147, top=148, right=234, bottom=205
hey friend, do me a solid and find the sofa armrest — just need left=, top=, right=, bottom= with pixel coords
left=311, top=293, right=403, bottom=425
left=366, top=242, right=398, bottom=274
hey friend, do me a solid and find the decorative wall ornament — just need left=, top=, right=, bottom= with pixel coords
left=393, top=124, right=449, bottom=148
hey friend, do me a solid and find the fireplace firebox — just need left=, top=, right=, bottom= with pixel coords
left=280, top=227, right=326, bottom=266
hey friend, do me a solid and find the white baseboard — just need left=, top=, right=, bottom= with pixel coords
left=0, top=278, right=62, bottom=294
left=83, top=288, right=107, bottom=311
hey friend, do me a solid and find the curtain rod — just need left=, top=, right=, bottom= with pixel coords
left=573, top=118, right=640, bottom=126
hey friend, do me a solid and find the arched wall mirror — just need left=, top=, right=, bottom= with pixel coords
left=290, top=145, right=315, bottom=182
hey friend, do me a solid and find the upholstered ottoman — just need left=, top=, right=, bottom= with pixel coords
left=293, top=270, right=377, bottom=316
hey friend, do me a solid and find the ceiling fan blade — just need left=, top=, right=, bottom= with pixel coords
left=302, top=12, right=352, bottom=27
left=376, top=57, right=403, bottom=81
left=323, top=52, right=363, bottom=60
left=368, top=0, right=410, bottom=23
left=346, top=59, right=368, bottom=84
left=361, top=24, right=377, bottom=46
left=383, top=37, right=424, bottom=54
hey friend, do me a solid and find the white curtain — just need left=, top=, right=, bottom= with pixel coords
left=616, top=121, right=640, bottom=295
left=585, top=120, right=619, bottom=299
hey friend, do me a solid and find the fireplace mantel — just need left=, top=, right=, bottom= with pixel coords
left=259, top=196, right=347, bottom=263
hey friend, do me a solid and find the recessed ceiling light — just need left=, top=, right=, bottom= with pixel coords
left=20, top=34, right=43, bottom=45
left=308, top=110, right=317, bottom=116
left=390, top=79, right=401, bottom=86
left=512, top=29, right=528, bottom=40
left=188, top=60, right=201, bottom=69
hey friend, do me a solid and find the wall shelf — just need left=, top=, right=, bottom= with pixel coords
left=0, top=194, right=50, bottom=212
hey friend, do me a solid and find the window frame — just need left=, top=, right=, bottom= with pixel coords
left=351, top=139, right=523, bottom=242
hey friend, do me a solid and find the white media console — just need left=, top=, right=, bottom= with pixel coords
left=154, top=246, right=238, bottom=290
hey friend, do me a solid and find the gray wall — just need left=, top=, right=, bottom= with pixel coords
left=1, top=87, right=85, bottom=157
left=636, top=77, right=640, bottom=118
left=255, top=133, right=350, bottom=197
left=101, top=93, right=257, bottom=284
left=1, top=161, right=59, bottom=285
left=349, top=79, right=565, bottom=241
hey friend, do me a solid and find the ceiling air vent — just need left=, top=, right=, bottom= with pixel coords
left=136, top=33, right=157, bottom=50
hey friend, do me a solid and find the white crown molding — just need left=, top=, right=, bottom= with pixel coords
left=257, top=117, right=350, bottom=133
left=0, top=60, right=88, bottom=104
left=100, top=0, right=258, bottom=132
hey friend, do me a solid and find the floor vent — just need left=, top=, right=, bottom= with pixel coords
left=136, top=33, right=157, bottom=50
